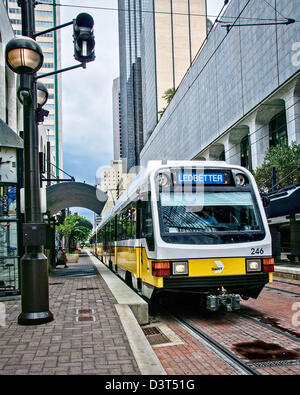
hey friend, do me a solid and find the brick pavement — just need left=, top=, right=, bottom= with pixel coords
left=152, top=315, right=239, bottom=375
left=0, top=254, right=141, bottom=375
left=1, top=255, right=299, bottom=376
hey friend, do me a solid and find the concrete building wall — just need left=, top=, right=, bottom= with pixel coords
left=141, top=0, right=207, bottom=144
left=140, top=0, right=300, bottom=170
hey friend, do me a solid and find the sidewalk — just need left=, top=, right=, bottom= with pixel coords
left=0, top=251, right=165, bottom=375
left=274, top=260, right=300, bottom=280
left=0, top=252, right=298, bottom=376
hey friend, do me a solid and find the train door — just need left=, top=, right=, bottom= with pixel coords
left=139, top=194, right=155, bottom=288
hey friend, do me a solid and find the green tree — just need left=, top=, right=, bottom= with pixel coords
left=72, top=225, right=92, bottom=245
left=158, top=87, right=177, bottom=118
left=56, top=214, right=93, bottom=252
left=162, top=87, right=177, bottom=104
left=254, top=142, right=300, bottom=192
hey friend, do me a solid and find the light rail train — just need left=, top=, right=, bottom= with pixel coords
left=91, top=161, right=274, bottom=311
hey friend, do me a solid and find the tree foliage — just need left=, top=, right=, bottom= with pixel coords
left=254, top=142, right=300, bottom=192
left=56, top=214, right=93, bottom=248
left=158, top=87, right=177, bottom=118
left=162, top=87, right=177, bottom=105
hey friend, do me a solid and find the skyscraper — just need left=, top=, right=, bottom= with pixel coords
left=118, top=0, right=207, bottom=168
left=5, top=0, right=63, bottom=177
left=118, top=0, right=149, bottom=171
left=112, top=77, right=122, bottom=160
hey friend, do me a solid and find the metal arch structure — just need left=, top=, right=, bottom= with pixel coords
left=46, top=182, right=107, bottom=216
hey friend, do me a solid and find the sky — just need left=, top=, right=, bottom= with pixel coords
left=59, top=0, right=226, bottom=224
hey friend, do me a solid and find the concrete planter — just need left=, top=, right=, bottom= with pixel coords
left=66, top=253, right=79, bottom=263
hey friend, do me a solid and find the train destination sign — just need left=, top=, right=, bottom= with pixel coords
left=177, top=172, right=225, bottom=185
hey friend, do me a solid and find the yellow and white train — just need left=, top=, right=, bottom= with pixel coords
left=92, top=161, right=274, bottom=311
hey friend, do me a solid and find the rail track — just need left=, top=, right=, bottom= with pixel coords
left=170, top=311, right=260, bottom=375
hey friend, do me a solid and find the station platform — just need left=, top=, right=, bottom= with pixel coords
left=274, top=261, right=300, bottom=280
left=0, top=250, right=165, bottom=375
left=0, top=251, right=299, bottom=376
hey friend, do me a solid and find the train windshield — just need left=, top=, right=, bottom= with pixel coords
left=159, top=191, right=261, bottom=235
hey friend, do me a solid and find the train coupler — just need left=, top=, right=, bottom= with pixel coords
left=206, top=294, right=240, bottom=312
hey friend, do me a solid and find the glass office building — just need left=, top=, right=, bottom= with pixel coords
left=4, top=0, right=63, bottom=176
left=118, top=0, right=149, bottom=170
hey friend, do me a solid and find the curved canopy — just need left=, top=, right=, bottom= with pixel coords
left=266, top=185, right=300, bottom=219
left=0, top=118, right=23, bottom=149
left=46, top=182, right=107, bottom=216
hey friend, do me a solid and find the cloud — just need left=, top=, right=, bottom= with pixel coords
left=59, top=0, right=119, bottom=184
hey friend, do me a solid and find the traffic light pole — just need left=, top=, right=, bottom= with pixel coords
left=16, top=4, right=95, bottom=326
left=36, top=63, right=86, bottom=80
left=17, top=0, right=53, bottom=326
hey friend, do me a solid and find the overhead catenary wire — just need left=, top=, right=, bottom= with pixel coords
left=261, top=0, right=290, bottom=21
left=221, top=98, right=300, bottom=165
left=36, top=0, right=300, bottom=170
left=218, top=0, right=296, bottom=29
left=35, top=0, right=290, bottom=23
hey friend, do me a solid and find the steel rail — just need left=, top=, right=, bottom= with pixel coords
left=169, top=311, right=260, bottom=376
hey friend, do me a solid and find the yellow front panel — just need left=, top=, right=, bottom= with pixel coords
left=189, top=258, right=246, bottom=276
left=141, top=248, right=164, bottom=288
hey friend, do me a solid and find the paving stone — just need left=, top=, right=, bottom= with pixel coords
left=0, top=254, right=140, bottom=375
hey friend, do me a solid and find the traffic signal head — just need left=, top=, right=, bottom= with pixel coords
left=73, top=13, right=95, bottom=64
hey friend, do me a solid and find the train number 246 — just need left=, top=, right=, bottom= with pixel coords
left=250, top=248, right=264, bottom=255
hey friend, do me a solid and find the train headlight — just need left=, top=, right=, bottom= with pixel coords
left=235, top=174, right=246, bottom=186
left=172, top=261, right=188, bottom=276
left=246, top=258, right=261, bottom=272
left=157, top=173, right=169, bottom=187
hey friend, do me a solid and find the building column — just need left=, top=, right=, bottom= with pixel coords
left=282, top=87, right=300, bottom=144
left=246, top=114, right=263, bottom=170
left=290, top=214, right=300, bottom=261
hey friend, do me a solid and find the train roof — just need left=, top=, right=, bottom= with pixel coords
left=93, top=160, right=249, bottom=233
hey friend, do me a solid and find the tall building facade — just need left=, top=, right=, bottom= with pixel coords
left=118, top=0, right=207, bottom=169
left=142, top=0, right=207, bottom=142
left=139, top=0, right=300, bottom=260
left=5, top=0, right=63, bottom=177
left=99, top=160, right=136, bottom=218
left=112, top=77, right=122, bottom=160
left=118, top=0, right=149, bottom=171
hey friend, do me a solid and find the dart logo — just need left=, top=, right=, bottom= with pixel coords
left=212, top=260, right=224, bottom=273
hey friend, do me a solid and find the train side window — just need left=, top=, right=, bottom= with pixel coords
left=104, top=224, right=108, bottom=247
left=125, top=208, right=132, bottom=240
left=110, top=219, right=115, bottom=242
left=131, top=206, right=137, bottom=239
left=118, top=213, right=125, bottom=240
left=141, top=196, right=154, bottom=250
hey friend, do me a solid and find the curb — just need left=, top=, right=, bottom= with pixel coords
left=88, top=252, right=148, bottom=325
left=87, top=251, right=166, bottom=375
left=115, top=304, right=166, bottom=375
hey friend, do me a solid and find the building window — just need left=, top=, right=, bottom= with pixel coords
left=219, top=149, right=225, bottom=161
left=269, top=111, right=288, bottom=147
left=240, top=135, right=252, bottom=170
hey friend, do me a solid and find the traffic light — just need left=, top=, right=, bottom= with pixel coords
left=73, top=13, right=95, bottom=64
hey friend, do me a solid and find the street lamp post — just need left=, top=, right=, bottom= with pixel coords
left=5, top=0, right=53, bottom=325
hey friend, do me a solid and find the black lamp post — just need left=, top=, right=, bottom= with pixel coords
left=5, top=0, right=53, bottom=325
